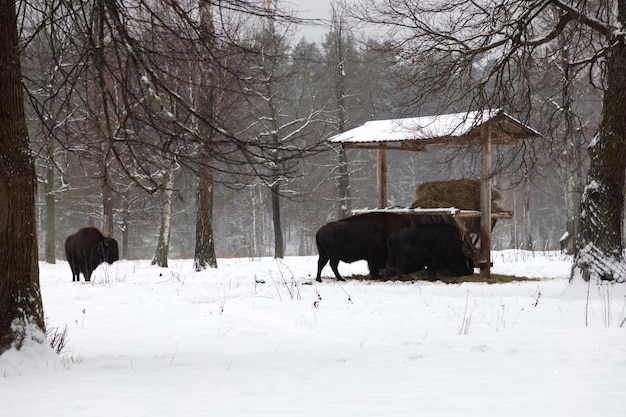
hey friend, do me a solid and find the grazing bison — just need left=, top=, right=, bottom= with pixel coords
left=315, top=212, right=413, bottom=282
left=386, top=223, right=474, bottom=279
left=65, top=227, right=119, bottom=282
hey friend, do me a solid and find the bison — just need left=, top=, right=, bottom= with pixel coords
left=386, top=223, right=474, bottom=279
left=315, top=212, right=413, bottom=282
left=65, top=227, right=119, bottom=282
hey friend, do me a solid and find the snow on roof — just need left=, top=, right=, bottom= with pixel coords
left=329, top=109, right=538, bottom=145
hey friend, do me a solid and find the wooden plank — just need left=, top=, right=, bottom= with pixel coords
left=351, top=207, right=513, bottom=219
left=377, top=147, right=387, bottom=208
left=480, top=124, right=492, bottom=278
left=341, top=137, right=522, bottom=150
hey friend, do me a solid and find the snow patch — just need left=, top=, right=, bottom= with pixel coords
left=1, top=254, right=625, bottom=416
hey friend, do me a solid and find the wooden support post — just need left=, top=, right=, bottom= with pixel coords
left=480, top=125, right=492, bottom=278
left=377, top=147, right=388, bottom=209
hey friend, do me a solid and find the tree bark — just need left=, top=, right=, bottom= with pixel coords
left=571, top=15, right=626, bottom=282
left=194, top=0, right=218, bottom=271
left=560, top=33, right=581, bottom=255
left=332, top=12, right=351, bottom=218
left=195, top=162, right=217, bottom=270
left=153, top=167, right=175, bottom=267
left=0, top=0, right=46, bottom=353
left=523, top=176, right=532, bottom=250
left=121, top=203, right=129, bottom=259
left=102, top=166, right=115, bottom=238
left=44, top=139, right=56, bottom=263
left=271, top=182, right=284, bottom=258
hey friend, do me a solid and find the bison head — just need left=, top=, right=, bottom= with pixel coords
left=103, top=237, right=120, bottom=264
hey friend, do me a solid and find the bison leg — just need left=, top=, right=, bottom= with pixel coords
left=329, top=259, right=345, bottom=281
left=383, top=265, right=397, bottom=279
left=69, top=261, right=80, bottom=282
left=426, top=260, right=438, bottom=279
left=368, top=261, right=382, bottom=279
left=315, top=254, right=328, bottom=282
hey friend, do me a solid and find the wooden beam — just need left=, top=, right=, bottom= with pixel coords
left=377, top=147, right=388, bottom=209
left=480, top=124, right=492, bottom=278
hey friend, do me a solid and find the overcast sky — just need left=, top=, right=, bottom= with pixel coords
left=287, top=0, right=333, bottom=42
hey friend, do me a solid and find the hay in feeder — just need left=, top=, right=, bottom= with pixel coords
left=410, top=179, right=505, bottom=242
left=410, top=179, right=503, bottom=212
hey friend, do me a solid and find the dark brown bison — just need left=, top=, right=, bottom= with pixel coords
left=386, top=223, right=474, bottom=279
left=65, top=227, right=119, bottom=282
left=315, top=212, right=413, bottom=282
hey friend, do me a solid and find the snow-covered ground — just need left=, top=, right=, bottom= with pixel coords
left=2, top=251, right=625, bottom=416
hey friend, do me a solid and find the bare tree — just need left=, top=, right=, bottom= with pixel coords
left=19, top=0, right=318, bottom=261
left=193, top=0, right=219, bottom=270
left=329, top=6, right=352, bottom=218
left=1, top=0, right=320, bottom=351
left=236, top=7, right=326, bottom=258
left=344, top=0, right=626, bottom=282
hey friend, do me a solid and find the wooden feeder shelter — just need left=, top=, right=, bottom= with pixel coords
left=328, top=109, right=541, bottom=278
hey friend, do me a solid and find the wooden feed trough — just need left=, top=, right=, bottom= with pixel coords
left=329, top=109, right=541, bottom=278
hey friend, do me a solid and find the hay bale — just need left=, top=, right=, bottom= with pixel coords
left=410, top=179, right=504, bottom=242
left=410, top=179, right=503, bottom=212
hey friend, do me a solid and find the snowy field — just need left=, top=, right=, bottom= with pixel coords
left=1, top=250, right=625, bottom=417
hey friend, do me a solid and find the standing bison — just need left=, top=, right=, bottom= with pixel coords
left=386, top=223, right=474, bottom=279
left=65, top=227, right=119, bottom=282
left=315, top=212, right=413, bottom=282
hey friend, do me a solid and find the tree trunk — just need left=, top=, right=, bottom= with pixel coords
left=194, top=0, right=217, bottom=271
left=337, top=147, right=351, bottom=218
left=121, top=203, right=129, bottom=259
left=102, top=167, right=114, bottom=238
left=44, top=140, right=56, bottom=263
left=195, top=163, right=217, bottom=270
left=523, top=176, right=532, bottom=250
left=0, top=0, right=46, bottom=353
left=271, top=182, right=284, bottom=258
left=334, top=16, right=351, bottom=218
left=153, top=167, right=175, bottom=267
left=571, top=19, right=626, bottom=283
left=560, top=32, right=582, bottom=255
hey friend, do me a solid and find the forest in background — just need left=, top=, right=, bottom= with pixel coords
left=22, top=1, right=602, bottom=261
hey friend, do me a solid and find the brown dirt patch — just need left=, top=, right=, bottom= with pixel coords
left=342, top=270, right=540, bottom=284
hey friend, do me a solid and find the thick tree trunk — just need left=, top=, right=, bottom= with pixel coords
left=0, top=0, right=46, bottom=353
left=194, top=0, right=218, bottom=271
left=194, top=162, right=217, bottom=270
left=571, top=30, right=626, bottom=283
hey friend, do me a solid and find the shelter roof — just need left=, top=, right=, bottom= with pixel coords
left=329, top=109, right=541, bottom=150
